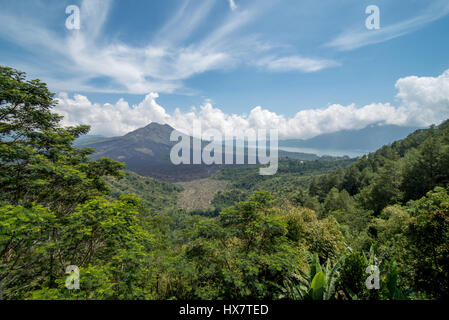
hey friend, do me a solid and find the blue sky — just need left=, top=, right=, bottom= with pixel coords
left=1, top=0, right=449, bottom=138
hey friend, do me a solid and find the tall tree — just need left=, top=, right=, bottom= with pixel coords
left=0, top=66, right=126, bottom=297
left=0, top=66, right=123, bottom=213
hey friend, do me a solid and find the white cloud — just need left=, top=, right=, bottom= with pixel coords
left=228, top=0, right=237, bottom=11
left=395, top=69, right=449, bottom=126
left=55, top=69, right=449, bottom=139
left=326, top=1, right=449, bottom=51
left=255, top=55, right=340, bottom=73
left=0, top=0, right=336, bottom=95
left=55, top=92, right=170, bottom=136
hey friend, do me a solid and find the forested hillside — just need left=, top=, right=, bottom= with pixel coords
left=306, top=120, right=449, bottom=211
left=105, top=171, right=182, bottom=213
left=1, top=66, right=448, bottom=300
left=211, top=158, right=355, bottom=212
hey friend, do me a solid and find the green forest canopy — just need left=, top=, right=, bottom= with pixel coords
left=1, top=66, right=448, bottom=300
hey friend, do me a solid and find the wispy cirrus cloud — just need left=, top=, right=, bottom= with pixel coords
left=326, top=0, right=449, bottom=51
left=0, top=0, right=338, bottom=95
left=228, top=0, right=238, bottom=11
left=255, top=55, right=340, bottom=73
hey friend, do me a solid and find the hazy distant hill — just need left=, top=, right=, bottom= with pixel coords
left=279, top=124, right=420, bottom=153
left=73, top=134, right=108, bottom=147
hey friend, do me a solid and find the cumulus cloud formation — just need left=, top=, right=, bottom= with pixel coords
left=395, top=69, right=449, bottom=125
left=56, top=93, right=170, bottom=136
left=55, top=69, right=449, bottom=139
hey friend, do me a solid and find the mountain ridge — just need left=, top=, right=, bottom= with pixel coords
left=279, top=124, right=421, bottom=152
left=76, top=122, right=420, bottom=181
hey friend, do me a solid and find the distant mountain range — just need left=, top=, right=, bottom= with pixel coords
left=77, top=123, right=326, bottom=181
left=279, top=124, right=420, bottom=155
left=76, top=123, right=419, bottom=181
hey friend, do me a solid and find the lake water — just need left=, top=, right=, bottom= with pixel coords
left=206, top=142, right=369, bottom=158
left=277, top=146, right=369, bottom=158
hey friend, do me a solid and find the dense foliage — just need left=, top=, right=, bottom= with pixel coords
left=1, top=66, right=448, bottom=300
left=105, top=170, right=182, bottom=213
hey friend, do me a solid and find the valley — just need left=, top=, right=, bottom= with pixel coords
left=2, top=61, right=449, bottom=302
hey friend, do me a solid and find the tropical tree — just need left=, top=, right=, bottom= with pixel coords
left=0, top=65, right=123, bottom=213
left=406, top=187, right=449, bottom=299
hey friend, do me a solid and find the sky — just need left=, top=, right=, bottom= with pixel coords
left=1, top=0, right=449, bottom=138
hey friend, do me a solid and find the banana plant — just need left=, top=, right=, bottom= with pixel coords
left=281, top=252, right=344, bottom=300
left=362, top=244, right=379, bottom=267
left=384, top=260, right=407, bottom=300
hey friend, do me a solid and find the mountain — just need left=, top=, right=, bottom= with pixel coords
left=73, top=134, right=107, bottom=147
left=77, top=122, right=352, bottom=181
left=79, top=122, right=175, bottom=163
left=279, top=124, right=421, bottom=155
left=77, top=122, right=223, bottom=182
